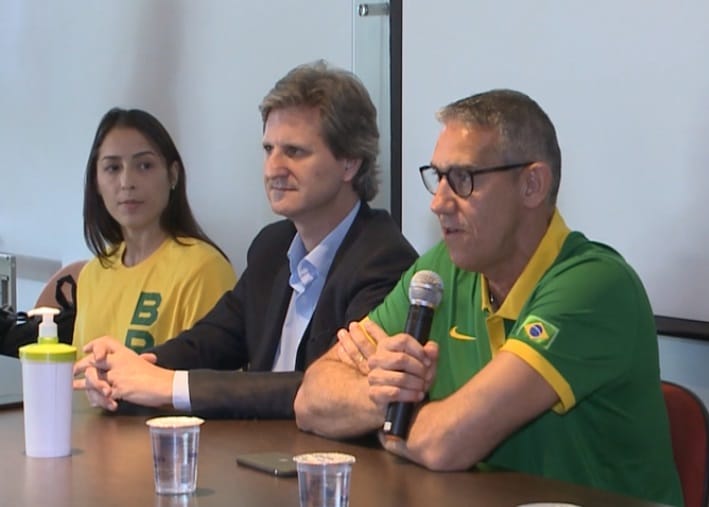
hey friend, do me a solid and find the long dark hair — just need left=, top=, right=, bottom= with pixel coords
left=83, top=108, right=228, bottom=265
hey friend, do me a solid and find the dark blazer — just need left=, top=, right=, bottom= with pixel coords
left=153, top=203, right=417, bottom=419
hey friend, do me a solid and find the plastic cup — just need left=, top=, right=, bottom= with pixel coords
left=146, top=416, right=205, bottom=495
left=293, top=452, right=355, bottom=507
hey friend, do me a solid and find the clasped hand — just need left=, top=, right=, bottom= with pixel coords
left=72, top=337, right=171, bottom=411
left=337, top=319, right=439, bottom=405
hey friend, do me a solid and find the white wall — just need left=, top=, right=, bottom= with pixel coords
left=401, top=1, right=709, bottom=406
left=0, top=0, right=354, bottom=308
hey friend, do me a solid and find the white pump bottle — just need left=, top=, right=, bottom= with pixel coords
left=18, top=306, right=77, bottom=457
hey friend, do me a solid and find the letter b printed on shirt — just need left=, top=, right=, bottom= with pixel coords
left=124, top=292, right=161, bottom=352
left=131, top=292, right=162, bottom=325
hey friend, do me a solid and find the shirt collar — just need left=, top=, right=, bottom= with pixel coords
left=287, top=201, right=361, bottom=292
left=482, top=208, right=571, bottom=319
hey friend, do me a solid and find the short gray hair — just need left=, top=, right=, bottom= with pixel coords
left=438, top=89, right=561, bottom=203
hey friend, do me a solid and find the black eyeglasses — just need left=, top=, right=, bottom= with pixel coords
left=419, top=162, right=534, bottom=197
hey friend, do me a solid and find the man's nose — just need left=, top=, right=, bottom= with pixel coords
left=430, top=176, right=456, bottom=214
left=264, top=149, right=287, bottom=178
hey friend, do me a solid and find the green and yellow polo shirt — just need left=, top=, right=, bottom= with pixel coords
left=368, top=210, right=683, bottom=507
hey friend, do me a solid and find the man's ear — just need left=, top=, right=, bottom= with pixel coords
left=342, top=159, right=362, bottom=182
left=521, top=162, right=552, bottom=207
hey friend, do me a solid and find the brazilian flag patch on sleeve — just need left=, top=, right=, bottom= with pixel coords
left=519, top=314, right=559, bottom=349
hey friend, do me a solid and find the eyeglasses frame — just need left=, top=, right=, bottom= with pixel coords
left=418, top=161, right=535, bottom=197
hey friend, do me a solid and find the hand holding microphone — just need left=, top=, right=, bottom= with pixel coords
left=382, top=270, right=443, bottom=439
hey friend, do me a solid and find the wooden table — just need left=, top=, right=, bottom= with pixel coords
left=0, top=395, right=668, bottom=507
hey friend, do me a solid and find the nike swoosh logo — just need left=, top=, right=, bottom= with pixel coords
left=449, top=326, right=476, bottom=341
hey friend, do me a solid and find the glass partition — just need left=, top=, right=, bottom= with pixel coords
left=352, top=2, right=391, bottom=213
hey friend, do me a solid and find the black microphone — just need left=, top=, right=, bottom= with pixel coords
left=382, top=270, right=443, bottom=439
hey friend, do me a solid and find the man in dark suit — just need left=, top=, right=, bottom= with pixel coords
left=73, top=61, right=418, bottom=418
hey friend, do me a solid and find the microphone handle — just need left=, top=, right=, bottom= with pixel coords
left=402, top=304, right=434, bottom=345
left=383, top=304, right=434, bottom=439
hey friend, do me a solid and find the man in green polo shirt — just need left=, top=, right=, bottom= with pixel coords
left=294, top=89, right=683, bottom=506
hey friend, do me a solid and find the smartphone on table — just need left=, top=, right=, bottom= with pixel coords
left=235, top=451, right=298, bottom=477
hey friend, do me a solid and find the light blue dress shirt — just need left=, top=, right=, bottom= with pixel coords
left=271, top=201, right=361, bottom=371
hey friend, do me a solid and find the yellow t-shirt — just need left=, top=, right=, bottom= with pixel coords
left=73, top=237, right=237, bottom=356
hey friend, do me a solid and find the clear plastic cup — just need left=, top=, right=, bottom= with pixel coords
left=293, top=452, right=356, bottom=507
left=146, top=416, right=205, bottom=495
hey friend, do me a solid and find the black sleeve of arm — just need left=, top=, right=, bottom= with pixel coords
left=187, top=370, right=303, bottom=419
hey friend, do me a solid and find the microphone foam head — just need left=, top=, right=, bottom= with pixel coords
left=408, top=270, right=444, bottom=309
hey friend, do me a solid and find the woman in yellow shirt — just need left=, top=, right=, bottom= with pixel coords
left=73, top=108, right=236, bottom=355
